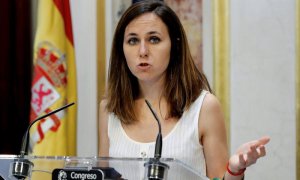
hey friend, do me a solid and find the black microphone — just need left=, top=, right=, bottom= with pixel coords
left=145, top=100, right=162, bottom=159
left=144, top=100, right=169, bottom=180
left=10, top=102, right=75, bottom=179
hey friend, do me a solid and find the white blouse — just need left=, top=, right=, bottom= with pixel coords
left=107, top=91, right=208, bottom=179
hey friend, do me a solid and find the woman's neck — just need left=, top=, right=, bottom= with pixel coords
left=138, top=77, right=165, bottom=102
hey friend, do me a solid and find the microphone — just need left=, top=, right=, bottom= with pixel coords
left=10, top=102, right=75, bottom=179
left=145, top=100, right=162, bottom=159
left=144, top=100, right=169, bottom=180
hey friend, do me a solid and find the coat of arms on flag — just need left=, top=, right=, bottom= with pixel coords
left=30, top=41, right=68, bottom=145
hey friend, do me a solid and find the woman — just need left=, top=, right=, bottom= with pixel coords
left=98, top=1, right=270, bottom=179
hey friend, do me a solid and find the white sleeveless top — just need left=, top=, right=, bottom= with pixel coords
left=108, top=91, right=208, bottom=178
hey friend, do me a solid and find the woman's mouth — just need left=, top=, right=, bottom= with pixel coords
left=137, top=63, right=151, bottom=70
left=140, top=63, right=149, bottom=66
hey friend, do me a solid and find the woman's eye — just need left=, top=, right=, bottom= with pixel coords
left=149, top=37, right=161, bottom=44
left=127, top=38, right=139, bottom=45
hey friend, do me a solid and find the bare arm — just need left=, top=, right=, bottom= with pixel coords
left=200, top=93, right=270, bottom=179
left=199, top=93, right=229, bottom=178
left=98, top=100, right=109, bottom=157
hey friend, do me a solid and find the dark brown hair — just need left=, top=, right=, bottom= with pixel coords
left=105, top=0, right=211, bottom=124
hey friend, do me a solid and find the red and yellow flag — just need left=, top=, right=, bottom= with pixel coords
left=30, top=0, right=77, bottom=156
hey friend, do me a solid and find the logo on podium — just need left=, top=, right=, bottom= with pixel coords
left=52, top=169, right=104, bottom=180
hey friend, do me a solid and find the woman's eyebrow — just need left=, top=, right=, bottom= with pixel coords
left=125, top=31, right=161, bottom=37
left=125, top=32, right=138, bottom=37
left=148, top=31, right=161, bottom=35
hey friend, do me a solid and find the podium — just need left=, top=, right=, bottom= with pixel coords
left=0, top=155, right=209, bottom=180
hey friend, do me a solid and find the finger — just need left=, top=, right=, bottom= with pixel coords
left=239, top=153, right=247, bottom=167
left=244, top=137, right=268, bottom=148
left=247, top=136, right=270, bottom=151
left=257, top=136, right=270, bottom=146
left=250, top=145, right=260, bottom=158
left=247, top=145, right=269, bottom=166
left=246, top=146, right=259, bottom=164
left=258, top=145, right=266, bottom=157
left=236, top=141, right=256, bottom=154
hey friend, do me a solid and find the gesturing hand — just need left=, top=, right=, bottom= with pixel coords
left=228, top=136, right=270, bottom=173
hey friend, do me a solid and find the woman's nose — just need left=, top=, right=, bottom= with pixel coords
left=139, top=41, right=148, bottom=58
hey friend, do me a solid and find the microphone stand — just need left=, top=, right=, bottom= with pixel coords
left=144, top=100, right=169, bottom=180
left=10, top=102, right=75, bottom=179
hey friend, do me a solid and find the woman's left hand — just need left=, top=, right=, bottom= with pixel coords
left=228, top=136, right=270, bottom=173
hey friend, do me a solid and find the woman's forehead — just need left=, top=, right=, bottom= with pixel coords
left=125, top=13, right=168, bottom=35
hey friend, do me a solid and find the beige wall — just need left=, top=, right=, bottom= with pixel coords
left=70, top=0, right=98, bottom=156
left=230, top=0, right=296, bottom=179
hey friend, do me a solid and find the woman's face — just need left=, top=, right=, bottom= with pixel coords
left=123, top=12, right=171, bottom=84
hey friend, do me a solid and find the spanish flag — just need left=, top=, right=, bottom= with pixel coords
left=29, top=0, right=77, bottom=156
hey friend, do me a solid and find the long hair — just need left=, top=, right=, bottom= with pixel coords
left=106, top=0, right=211, bottom=124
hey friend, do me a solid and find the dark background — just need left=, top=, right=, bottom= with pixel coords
left=0, top=0, right=32, bottom=154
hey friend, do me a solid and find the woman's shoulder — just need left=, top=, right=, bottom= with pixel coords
left=199, top=92, right=226, bottom=138
left=99, top=99, right=108, bottom=110
left=99, top=99, right=109, bottom=118
left=199, top=92, right=225, bottom=125
left=202, top=92, right=222, bottom=112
